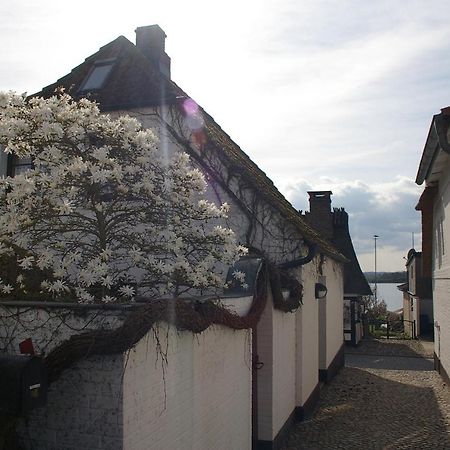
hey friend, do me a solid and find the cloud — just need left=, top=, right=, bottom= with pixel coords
left=0, top=0, right=442, bottom=271
left=181, top=2, right=450, bottom=200
left=284, top=176, right=422, bottom=270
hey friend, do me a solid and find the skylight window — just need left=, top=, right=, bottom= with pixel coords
left=79, top=59, right=115, bottom=92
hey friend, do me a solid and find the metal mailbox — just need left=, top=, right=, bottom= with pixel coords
left=0, top=354, right=47, bottom=416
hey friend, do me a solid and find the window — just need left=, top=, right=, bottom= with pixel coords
left=436, top=216, right=445, bottom=268
left=343, top=302, right=351, bottom=329
left=79, top=59, right=115, bottom=92
left=7, top=154, right=33, bottom=176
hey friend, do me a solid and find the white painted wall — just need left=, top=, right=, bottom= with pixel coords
left=272, top=303, right=296, bottom=436
left=296, top=261, right=319, bottom=406
left=318, top=292, right=327, bottom=370
left=322, top=257, right=344, bottom=368
left=433, top=166, right=450, bottom=374
left=256, top=288, right=273, bottom=441
left=256, top=286, right=296, bottom=441
left=123, top=323, right=251, bottom=450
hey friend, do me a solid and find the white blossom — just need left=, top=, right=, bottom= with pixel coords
left=1, top=284, right=13, bottom=294
left=0, top=92, right=246, bottom=303
left=18, top=256, right=34, bottom=270
left=119, top=285, right=135, bottom=298
left=232, top=270, right=246, bottom=283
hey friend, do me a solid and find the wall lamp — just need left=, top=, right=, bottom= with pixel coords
left=315, top=283, right=328, bottom=299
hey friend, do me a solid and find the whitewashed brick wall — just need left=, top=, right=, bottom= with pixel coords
left=433, top=168, right=450, bottom=377
left=256, top=285, right=297, bottom=442
left=123, top=323, right=251, bottom=450
left=296, top=262, right=319, bottom=406
left=0, top=302, right=252, bottom=450
left=271, top=305, right=296, bottom=435
left=256, top=286, right=274, bottom=441
left=322, top=258, right=344, bottom=367
left=19, top=354, right=124, bottom=450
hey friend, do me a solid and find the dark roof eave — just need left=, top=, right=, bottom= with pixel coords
left=416, top=113, right=450, bottom=185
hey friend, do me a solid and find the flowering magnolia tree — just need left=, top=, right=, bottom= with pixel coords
left=0, top=92, right=246, bottom=303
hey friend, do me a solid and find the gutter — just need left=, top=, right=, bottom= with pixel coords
left=278, top=241, right=317, bottom=269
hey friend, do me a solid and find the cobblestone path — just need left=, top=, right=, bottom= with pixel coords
left=283, top=339, right=450, bottom=450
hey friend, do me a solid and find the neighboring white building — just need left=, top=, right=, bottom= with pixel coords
left=0, top=25, right=347, bottom=450
left=398, top=249, right=433, bottom=338
left=416, top=108, right=450, bottom=383
left=302, top=191, right=371, bottom=348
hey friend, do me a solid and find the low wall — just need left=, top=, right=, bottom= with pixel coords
left=123, top=323, right=251, bottom=450
left=0, top=300, right=252, bottom=450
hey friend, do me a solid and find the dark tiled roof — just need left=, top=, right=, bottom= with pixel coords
left=332, top=209, right=372, bottom=296
left=34, top=34, right=346, bottom=263
left=37, top=36, right=181, bottom=109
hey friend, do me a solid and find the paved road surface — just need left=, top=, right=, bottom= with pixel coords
left=283, top=339, right=450, bottom=450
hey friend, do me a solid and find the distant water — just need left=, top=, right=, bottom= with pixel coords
left=371, top=283, right=403, bottom=311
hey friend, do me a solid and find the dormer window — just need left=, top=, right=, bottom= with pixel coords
left=79, top=59, right=115, bottom=92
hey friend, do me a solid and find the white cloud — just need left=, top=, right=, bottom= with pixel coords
left=1, top=0, right=447, bottom=272
left=284, top=176, right=422, bottom=271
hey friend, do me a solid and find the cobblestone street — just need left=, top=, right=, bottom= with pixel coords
left=283, top=339, right=450, bottom=449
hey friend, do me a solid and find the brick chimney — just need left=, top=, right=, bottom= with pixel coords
left=307, top=191, right=334, bottom=240
left=135, top=25, right=171, bottom=78
left=333, top=207, right=348, bottom=230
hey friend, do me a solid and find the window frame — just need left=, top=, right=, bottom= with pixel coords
left=78, top=58, right=116, bottom=94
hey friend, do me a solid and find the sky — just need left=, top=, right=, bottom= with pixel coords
left=1, top=0, right=449, bottom=271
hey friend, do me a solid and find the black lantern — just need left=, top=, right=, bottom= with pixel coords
left=315, top=283, right=327, bottom=299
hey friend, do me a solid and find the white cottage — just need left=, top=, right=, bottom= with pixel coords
left=302, top=191, right=371, bottom=348
left=0, top=25, right=346, bottom=450
left=416, top=107, right=450, bottom=384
